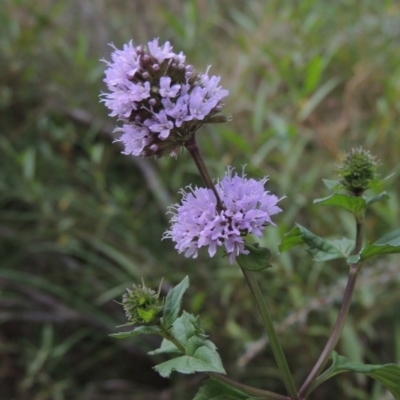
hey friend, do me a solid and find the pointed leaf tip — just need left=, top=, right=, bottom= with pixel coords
left=110, top=325, right=161, bottom=339
left=314, top=193, right=366, bottom=215
left=280, top=224, right=351, bottom=262
left=162, top=276, right=189, bottom=329
left=360, top=229, right=400, bottom=261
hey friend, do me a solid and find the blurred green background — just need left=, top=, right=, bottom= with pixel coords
left=1, top=1, right=399, bottom=399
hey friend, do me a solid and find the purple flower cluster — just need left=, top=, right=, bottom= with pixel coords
left=101, top=39, right=229, bottom=158
left=164, top=168, right=283, bottom=263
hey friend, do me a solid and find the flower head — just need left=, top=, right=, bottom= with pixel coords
left=122, top=279, right=163, bottom=324
left=163, top=167, right=283, bottom=264
left=101, top=39, right=229, bottom=158
left=336, top=147, right=378, bottom=195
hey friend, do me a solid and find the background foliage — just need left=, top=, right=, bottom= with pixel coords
left=1, top=1, right=399, bottom=399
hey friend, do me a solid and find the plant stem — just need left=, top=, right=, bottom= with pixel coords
left=210, top=372, right=290, bottom=400
left=298, top=214, right=364, bottom=399
left=298, top=266, right=358, bottom=399
left=184, top=132, right=295, bottom=398
left=241, top=268, right=299, bottom=400
left=184, top=134, right=224, bottom=209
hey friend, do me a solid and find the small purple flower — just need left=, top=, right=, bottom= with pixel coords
left=159, top=77, right=181, bottom=98
left=147, top=39, right=175, bottom=63
left=164, top=167, right=283, bottom=263
left=148, top=110, right=174, bottom=139
left=101, top=38, right=229, bottom=158
left=114, top=124, right=150, bottom=156
left=200, top=74, right=229, bottom=102
left=102, top=41, right=140, bottom=88
left=189, top=87, right=216, bottom=120
left=166, top=96, right=191, bottom=127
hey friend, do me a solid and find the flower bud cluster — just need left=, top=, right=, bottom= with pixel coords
left=337, top=147, right=378, bottom=195
left=101, top=39, right=229, bottom=158
left=122, top=280, right=163, bottom=324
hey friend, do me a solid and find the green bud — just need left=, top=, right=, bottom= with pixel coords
left=122, top=279, right=163, bottom=324
left=336, top=147, right=378, bottom=195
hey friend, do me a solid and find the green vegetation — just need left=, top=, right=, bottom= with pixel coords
left=1, top=1, right=399, bottom=399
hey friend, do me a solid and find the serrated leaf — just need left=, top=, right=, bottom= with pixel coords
left=310, top=352, right=400, bottom=399
left=360, top=229, right=400, bottom=261
left=330, top=238, right=355, bottom=258
left=279, top=225, right=305, bottom=253
left=154, top=353, right=225, bottom=378
left=236, top=242, right=272, bottom=271
left=279, top=224, right=349, bottom=262
left=365, top=191, right=389, bottom=206
left=313, top=193, right=366, bottom=215
left=148, top=338, right=180, bottom=355
left=307, top=241, right=345, bottom=262
left=153, top=312, right=225, bottom=377
left=193, top=378, right=256, bottom=400
left=172, top=312, right=204, bottom=345
left=151, top=313, right=207, bottom=355
left=110, top=325, right=161, bottom=339
left=162, top=276, right=189, bottom=329
left=374, top=229, right=400, bottom=246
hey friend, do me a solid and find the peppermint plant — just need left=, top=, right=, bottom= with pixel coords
left=100, top=39, right=400, bottom=400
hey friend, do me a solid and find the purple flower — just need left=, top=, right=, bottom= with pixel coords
left=114, top=124, right=151, bottom=156
left=148, top=110, right=174, bottom=139
left=199, top=72, right=229, bottom=102
left=101, top=38, right=229, bottom=158
left=147, top=39, right=175, bottom=63
left=188, top=87, right=216, bottom=120
left=159, top=77, right=181, bottom=98
left=102, top=41, right=140, bottom=88
left=165, top=96, right=191, bottom=127
left=163, top=167, right=283, bottom=263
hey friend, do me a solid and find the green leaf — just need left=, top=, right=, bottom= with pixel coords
left=303, top=55, right=324, bottom=95
left=347, top=254, right=361, bottom=265
left=193, top=378, right=256, bottom=400
left=365, top=191, right=389, bottom=207
left=313, top=193, right=366, bottom=215
left=153, top=312, right=226, bottom=377
left=236, top=242, right=272, bottom=271
left=162, top=276, right=189, bottom=329
left=374, top=229, right=400, bottom=246
left=360, top=229, right=400, bottom=261
left=110, top=325, right=161, bottom=339
left=279, top=225, right=305, bottom=253
left=310, top=352, right=400, bottom=399
left=306, top=239, right=348, bottom=262
left=154, top=353, right=225, bottom=377
left=367, top=173, right=395, bottom=191
left=279, top=224, right=351, bottom=262
left=329, top=238, right=355, bottom=258
left=151, top=313, right=207, bottom=355
left=322, top=179, right=341, bottom=190
left=170, top=312, right=204, bottom=345
left=149, top=338, right=180, bottom=355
